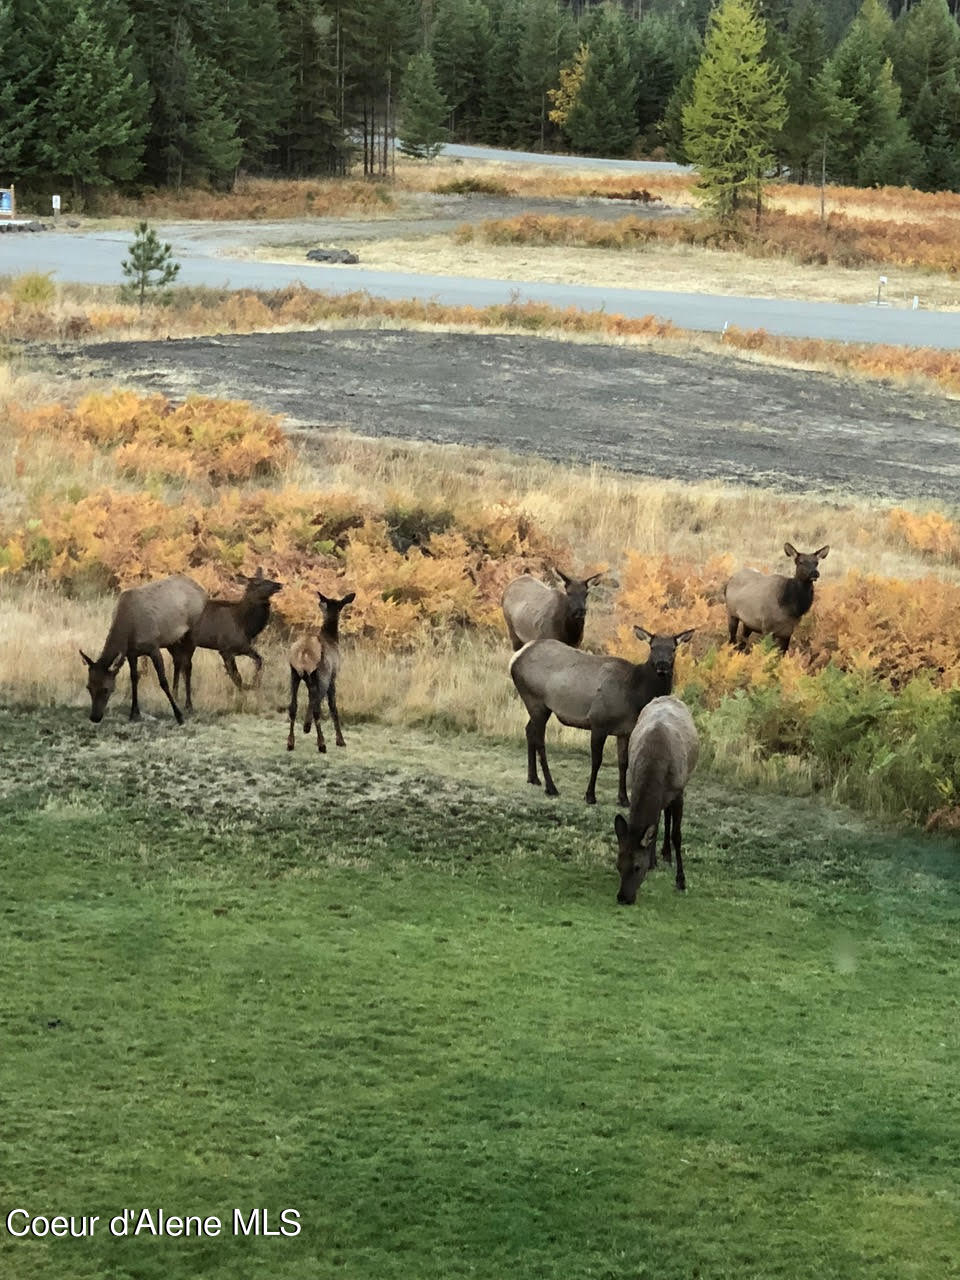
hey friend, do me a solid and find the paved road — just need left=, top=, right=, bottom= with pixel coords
left=440, top=142, right=692, bottom=174
left=4, top=228, right=960, bottom=348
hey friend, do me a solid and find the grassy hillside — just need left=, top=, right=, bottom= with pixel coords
left=2, top=708, right=958, bottom=1280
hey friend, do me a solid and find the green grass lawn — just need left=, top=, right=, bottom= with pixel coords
left=1, top=707, right=959, bottom=1280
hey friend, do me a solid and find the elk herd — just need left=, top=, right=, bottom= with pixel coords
left=79, top=541, right=829, bottom=905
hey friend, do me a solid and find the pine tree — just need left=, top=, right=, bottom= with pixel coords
left=483, top=0, right=526, bottom=144
left=631, top=14, right=701, bottom=147
left=825, top=0, right=921, bottom=186
left=518, top=0, right=574, bottom=149
left=36, top=0, right=149, bottom=200
left=0, top=0, right=40, bottom=177
left=430, top=0, right=492, bottom=139
left=120, top=222, right=180, bottom=309
left=892, top=0, right=960, bottom=190
left=275, top=0, right=351, bottom=176
left=682, top=0, right=787, bottom=222
left=780, top=1, right=830, bottom=182
left=398, top=50, right=450, bottom=157
left=564, top=3, right=638, bottom=155
left=127, top=1, right=242, bottom=189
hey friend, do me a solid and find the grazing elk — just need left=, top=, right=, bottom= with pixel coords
left=501, top=569, right=603, bottom=651
left=614, top=696, right=699, bottom=905
left=287, top=590, right=356, bottom=753
left=170, top=567, right=283, bottom=711
left=80, top=574, right=207, bottom=724
left=509, top=625, right=695, bottom=805
left=726, top=542, right=829, bottom=654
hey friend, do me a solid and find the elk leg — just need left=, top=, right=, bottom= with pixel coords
left=309, top=677, right=327, bottom=753
left=727, top=615, right=740, bottom=646
left=616, top=734, right=629, bottom=807
left=246, top=647, right=264, bottom=688
left=149, top=649, right=184, bottom=725
left=128, top=654, right=141, bottom=721
left=171, top=641, right=195, bottom=712
left=181, top=648, right=194, bottom=713
left=328, top=679, right=346, bottom=747
left=671, top=795, right=686, bottom=891
left=660, top=806, right=671, bottom=865
left=221, top=654, right=245, bottom=692
left=585, top=729, right=607, bottom=805
left=526, top=709, right=557, bottom=795
left=777, top=634, right=791, bottom=654
left=287, top=668, right=300, bottom=751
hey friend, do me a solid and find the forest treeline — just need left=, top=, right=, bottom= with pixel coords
left=2, top=0, right=959, bottom=200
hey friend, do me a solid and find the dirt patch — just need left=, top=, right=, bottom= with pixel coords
left=44, top=328, right=960, bottom=502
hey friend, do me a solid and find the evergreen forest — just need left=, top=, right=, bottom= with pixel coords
left=3, top=0, right=960, bottom=198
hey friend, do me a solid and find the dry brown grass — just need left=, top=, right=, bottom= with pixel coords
left=3, top=404, right=958, bottom=713
left=453, top=209, right=960, bottom=277
left=322, top=233, right=960, bottom=310
left=6, top=275, right=960, bottom=400
left=87, top=175, right=398, bottom=221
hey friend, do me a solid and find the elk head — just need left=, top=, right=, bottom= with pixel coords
left=614, top=813, right=656, bottom=905
left=784, top=543, right=829, bottom=583
left=79, top=650, right=124, bottom=723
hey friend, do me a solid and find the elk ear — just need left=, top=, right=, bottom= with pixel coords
left=79, top=649, right=94, bottom=668
left=613, top=813, right=630, bottom=849
left=784, top=542, right=798, bottom=559
left=339, top=591, right=356, bottom=606
left=317, top=591, right=330, bottom=605
left=814, top=545, right=830, bottom=560
left=254, top=565, right=265, bottom=578
left=633, top=625, right=654, bottom=643
left=586, top=572, right=604, bottom=587
left=109, top=654, right=125, bottom=674
left=673, top=628, right=695, bottom=646
left=555, top=568, right=572, bottom=588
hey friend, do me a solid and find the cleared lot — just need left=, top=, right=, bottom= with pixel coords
left=51, top=328, right=960, bottom=503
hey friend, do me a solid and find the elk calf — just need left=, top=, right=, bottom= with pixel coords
left=287, top=591, right=355, bottom=753
left=726, top=542, right=829, bottom=654
left=614, top=696, right=699, bottom=905
left=80, top=575, right=207, bottom=724
left=509, top=626, right=694, bottom=805
left=171, top=567, right=282, bottom=711
left=501, top=569, right=603, bottom=651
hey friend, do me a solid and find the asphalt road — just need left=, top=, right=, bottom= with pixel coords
left=4, top=226, right=960, bottom=348
left=440, top=142, right=692, bottom=173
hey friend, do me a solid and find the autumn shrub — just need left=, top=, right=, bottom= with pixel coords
left=88, top=177, right=394, bottom=221
left=10, top=391, right=292, bottom=484
left=10, top=272, right=57, bottom=305
left=886, top=507, right=960, bottom=566
left=457, top=208, right=960, bottom=273
left=614, top=551, right=960, bottom=690
left=434, top=178, right=511, bottom=196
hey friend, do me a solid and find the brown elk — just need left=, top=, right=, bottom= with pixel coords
left=170, top=567, right=282, bottom=711
left=509, top=626, right=695, bottom=805
left=501, top=569, right=603, bottom=651
left=80, top=575, right=207, bottom=724
left=725, top=543, right=829, bottom=653
left=614, top=696, right=699, bottom=905
left=287, top=590, right=356, bottom=753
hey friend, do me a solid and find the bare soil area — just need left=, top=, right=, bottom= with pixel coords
left=43, top=328, right=960, bottom=503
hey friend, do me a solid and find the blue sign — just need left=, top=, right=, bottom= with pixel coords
left=0, top=190, right=11, bottom=214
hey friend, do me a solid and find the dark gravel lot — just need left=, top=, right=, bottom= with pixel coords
left=48, top=328, right=960, bottom=503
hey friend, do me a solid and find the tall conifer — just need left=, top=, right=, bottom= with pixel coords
left=682, top=0, right=787, bottom=222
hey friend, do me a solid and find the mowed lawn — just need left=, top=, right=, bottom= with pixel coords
left=1, top=707, right=958, bottom=1280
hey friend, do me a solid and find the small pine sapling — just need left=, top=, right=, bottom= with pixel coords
left=120, top=221, right=180, bottom=309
